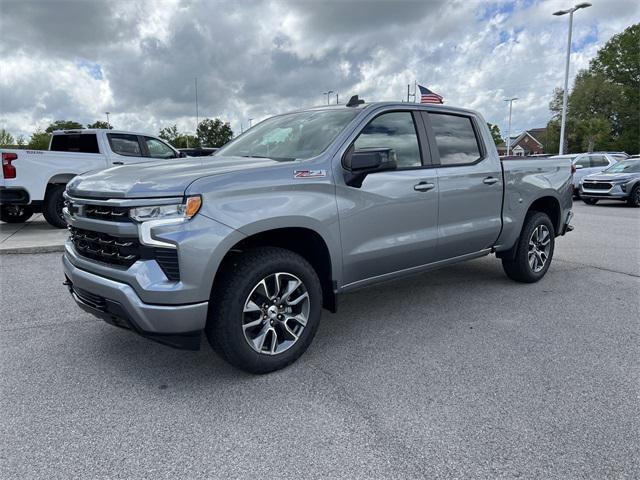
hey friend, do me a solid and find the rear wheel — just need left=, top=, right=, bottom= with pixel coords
left=627, top=185, right=640, bottom=207
left=502, top=212, right=555, bottom=283
left=206, top=247, right=322, bottom=374
left=42, top=185, right=67, bottom=228
left=582, top=198, right=598, bottom=205
left=0, top=204, right=33, bottom=223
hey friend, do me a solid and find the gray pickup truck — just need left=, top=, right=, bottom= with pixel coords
left=62, top=99, right=573, bottom=373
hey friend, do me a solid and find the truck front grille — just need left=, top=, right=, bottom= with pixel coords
left=583, top=181, right=612, bottom=190
left=84, top=205, right=132, bottom=222
left=69, top=226, right=180, bottom=280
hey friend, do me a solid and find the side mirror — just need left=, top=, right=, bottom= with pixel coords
left=342, top=147, right=397, bottom=187
left=178, top=151, right=188, bottom=158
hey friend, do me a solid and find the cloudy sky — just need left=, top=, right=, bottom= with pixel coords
left=1, top=0, right=638, bottom=141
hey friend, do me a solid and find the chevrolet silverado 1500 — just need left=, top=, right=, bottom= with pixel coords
left=62, top=99, right=574, bottom=373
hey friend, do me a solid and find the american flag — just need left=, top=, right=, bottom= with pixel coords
left=418, top=85, right=443, bottom=104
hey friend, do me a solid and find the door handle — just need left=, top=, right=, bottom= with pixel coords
left=483, top=177, right=499, bottom=185
left=112, top=161, right=124, bottom=165
left=414, top=182, right=435, bottom=192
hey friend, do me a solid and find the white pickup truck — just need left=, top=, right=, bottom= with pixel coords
left=0, top=129, right=188, bottom=227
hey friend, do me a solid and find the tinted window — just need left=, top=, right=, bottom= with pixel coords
left=590, top=155, right=608, bottom=167
left=429, top=113, right=481, bottom=165
left=50, top=134, right=99, bottom=153
left=108, top=134, right=142, bottom=156
left=354, top=112, right=421, bottom=168
left=574, top=156, right=591, bottom=168
left=145, top=137, right=176, bottom=159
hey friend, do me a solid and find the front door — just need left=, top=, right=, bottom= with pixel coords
left=337, top=110, right=439, bottom=286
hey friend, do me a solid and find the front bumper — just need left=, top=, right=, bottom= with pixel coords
left=63, top=253, right=208, bottom=350
left=579, top=183, right=629, bottom=200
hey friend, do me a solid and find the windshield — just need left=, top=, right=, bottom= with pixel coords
left=217, top=109, right=359, bottom=160
left=603, top=159, right=640, bottom=173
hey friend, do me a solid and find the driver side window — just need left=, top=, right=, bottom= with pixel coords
left=145, top=137, right=177, bottom=159
left=354, top=112, right=422, bottom=168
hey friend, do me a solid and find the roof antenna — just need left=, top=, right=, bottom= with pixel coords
left=346, top=95, right=365, bottom=107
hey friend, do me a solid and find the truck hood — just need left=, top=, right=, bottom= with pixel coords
left=583, top=172, right=638, bottom=182
left=67, top=156, right=283, bottom=198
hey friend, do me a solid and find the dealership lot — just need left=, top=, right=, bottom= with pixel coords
left=1, top=202, right=638, bottom=479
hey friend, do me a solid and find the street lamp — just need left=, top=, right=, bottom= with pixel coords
left=553, top=2, right=592, bottom=155
left=503, top=97, right=517, bottom=156
left=105, top=112, right=110, bottom=128
left=322, top=90, right=334, bottom=105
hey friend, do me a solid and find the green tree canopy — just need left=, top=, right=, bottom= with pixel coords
left=197, top=118, right=233, bottom=148
left=27, top=130, right=51, bottom=150
left=158, top=125, right=199, bottom=148
left=0, top=128, right=15, bottom=146
left=487, top=123, right=502, bottom=145
left=87, top=121, right=113, bottom=129
left=159, top=124, right=180, bottom=144
left=45, top=120, right=84, bottom=133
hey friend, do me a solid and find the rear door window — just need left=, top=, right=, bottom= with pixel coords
left=108, top=134, right=143, bottom=157
left=590, top=155, right=608, bottom=167
left=427, top=113, right=482, bottom=165
left=574, top=156, right=591, bottom=168
left=50, top=134, right=99, bottom=153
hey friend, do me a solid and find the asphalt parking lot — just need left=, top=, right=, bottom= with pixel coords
left=1, top=201, right=638, bottom=479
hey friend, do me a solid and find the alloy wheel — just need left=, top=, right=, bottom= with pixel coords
left=528, top=224, right=551, bottom=273
left=242, top=272, right=310, bottom=355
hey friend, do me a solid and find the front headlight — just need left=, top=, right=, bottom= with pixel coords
left=129, top=195, right=202, bottom=222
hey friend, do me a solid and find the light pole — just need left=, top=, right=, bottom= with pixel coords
left=503, top=97, right=517, bottom=156
left=553, top=2, right=592, bottom=155
left=105, top=112, right=110, bottom=128
left=248, top=118, right=254, bottom=128
left=322, top=90, right=334, bottom=105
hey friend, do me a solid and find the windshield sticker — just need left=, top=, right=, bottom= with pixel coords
left=294, top=169, right=327, bottom=179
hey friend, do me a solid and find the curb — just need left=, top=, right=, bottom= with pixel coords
left=0, top=244, right=65, bottom=255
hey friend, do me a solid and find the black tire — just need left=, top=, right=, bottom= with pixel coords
left=0, top=204, right=33, bottom=223
left=42, top=185, right=67, bottom=228
left=502, top=212, right=555, bottom=283
left=206, top=247, right=323, bottom=374
left=626, top=185, right=640, bottom=207
left=582, top=198, right=598, bottom=205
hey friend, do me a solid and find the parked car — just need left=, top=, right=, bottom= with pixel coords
left=62, top=100, right=573, bottom=373
left=551, top=152, right=628, bottom=197
left=579, top=158, right=640, bottom=207
left=178, top=147, right=219, bottom=157
left=0, top=129, right=188, bottom=227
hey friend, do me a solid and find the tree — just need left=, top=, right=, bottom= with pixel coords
left=578, top=117, right=611, bottom=152
left=0, top=128, right=15, bottom=146
left=159, top=124, right=181, bottom=144
left=45, top=120, right=84, bottom=133
left=197, top=118, right=233, bottom=148
left=487, top=123, right=502, bottom=145
left=16, top=135, right=26, bottom=146
left=87, top=121, right=112, bottom=129
left=27, top=130, right=51, bottom=150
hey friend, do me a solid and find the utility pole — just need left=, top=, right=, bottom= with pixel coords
left=194, top=77, right=199, bottom=144
left=105, top=112, right=110, bottom=128
left=553, top=2, right=591, bottom=154
left=407, top=84, right=410, bottom=103
left=322, top=90, right=334, bottom=105
left=335, top=93, right=339, bottom=104
left=503, top=97, right=518, bottom=156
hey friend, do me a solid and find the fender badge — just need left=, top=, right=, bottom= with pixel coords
left=294, top=169, right=326, bottom=179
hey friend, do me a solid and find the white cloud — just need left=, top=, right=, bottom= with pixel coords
left=0, top=0, right=638, bottom=141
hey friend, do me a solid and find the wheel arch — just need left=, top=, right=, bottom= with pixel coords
left=212, top=226, right=338, bottom=312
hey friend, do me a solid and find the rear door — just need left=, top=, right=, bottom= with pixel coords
left=337, top=109, right=439, bottom=286
left=422, top=111, right=503, bottom=259
left=106, top=133, right=147, bottom=166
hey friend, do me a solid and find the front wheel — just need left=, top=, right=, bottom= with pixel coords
left=627, top=186, right=640, bottom=208
left=502, top=212, right=555, bottom=283
left=0, top=204, right=33, bottom=223
left=582, top=198, right=598, bottom=205
left=42, top=185, right=67, bottom=228
left=206, top=247, right=322, bottom=374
